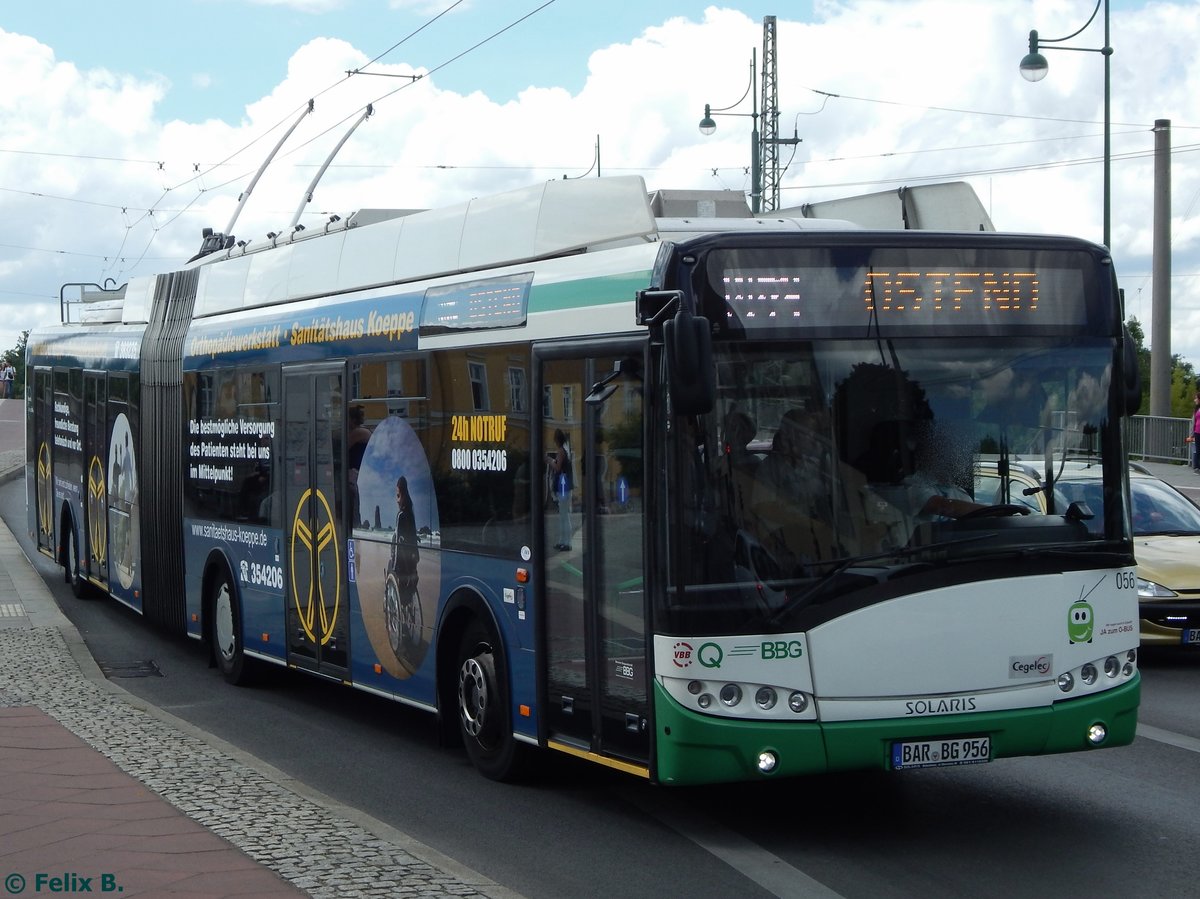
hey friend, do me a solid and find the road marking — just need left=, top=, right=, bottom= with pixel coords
left=1138, top=723, right=1200, bottom=754
left=623, top=788, right=845, bottom=898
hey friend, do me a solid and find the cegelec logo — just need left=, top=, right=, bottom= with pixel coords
left=1009, top=654, right=1053, bottom=678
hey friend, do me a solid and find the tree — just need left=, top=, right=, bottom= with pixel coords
left=1170, top=356, right=1197, bottom=417
left=1127, top=318, right=1150, bottom=414
left=1127, top=317, right=1197, bottom=418
left=1, top=331, right=28, bottom=399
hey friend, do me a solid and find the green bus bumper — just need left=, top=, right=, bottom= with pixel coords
left=652, top=674, right=1140, bottom=785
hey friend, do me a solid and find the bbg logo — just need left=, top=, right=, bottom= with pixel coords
left=1068, top=600, right=1094, bottom=644
left=761, top=641, right=804, bottom=660
left=673, top=640, right=803, bottom=671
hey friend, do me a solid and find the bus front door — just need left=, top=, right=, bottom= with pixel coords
left=283, top=365, right=350, bottom=678
left=541, top=352, right=649, bottom=771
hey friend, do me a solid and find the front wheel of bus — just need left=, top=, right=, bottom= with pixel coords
left=457, top=620, right=525, bottom=781
left=212, top=571, right=252, bottom=686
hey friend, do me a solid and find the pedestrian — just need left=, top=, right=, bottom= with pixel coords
left=549, top=428, right=574, bottom=550
left=1191, top=391, right=1200, bottom=471
left=0, top=360, right=12, bottom=399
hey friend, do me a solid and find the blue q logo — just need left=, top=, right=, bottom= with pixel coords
left=697, top=642, right=724, bottom=669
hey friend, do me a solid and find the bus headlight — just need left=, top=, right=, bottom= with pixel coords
left=697, top=693, right=713, bottom=709
left=755, top=687, right=777, bottom=710
left=1080, top=663, right=1097, bottom=685
left=1104, top=656, right=1120, bottom=678
left=720, top=684, right=743, bottom=707
left=1087, top=723, right=1108, bottom=745
left=757, top=750, right=779, bottom=774
left=788, top=691, right=809, bottom=713
left=1057, top=672, right=1074, bottom=692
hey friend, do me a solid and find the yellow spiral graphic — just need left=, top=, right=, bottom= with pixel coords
left=289, top=488, right=341, bottom=645
left=87, top=456, right=107, bottom=565
left=36, top=442, right=52, bottom=537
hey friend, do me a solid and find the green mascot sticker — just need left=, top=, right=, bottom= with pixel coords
left=1068, top=600, right=1094, bottom=644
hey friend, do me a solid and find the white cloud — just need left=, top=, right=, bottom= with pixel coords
left=1, top=2, right=1198, bottom=370
left=388, top=0, right=473, bottom=15
left=245, top=0, right=345, bottom=12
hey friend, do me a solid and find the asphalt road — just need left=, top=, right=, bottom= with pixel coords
left=4, top=475, right=1199, bottom=899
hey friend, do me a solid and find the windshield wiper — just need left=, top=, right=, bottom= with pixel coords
left=766, top=534, right=995, bottom=628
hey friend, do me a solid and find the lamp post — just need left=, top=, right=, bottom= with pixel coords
left=699, top=50, right=763, bottom=213
left=1019, top=0, right=1112, bottom=248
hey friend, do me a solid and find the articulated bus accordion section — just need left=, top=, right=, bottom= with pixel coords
left=139, top=270, right=197, bottom=631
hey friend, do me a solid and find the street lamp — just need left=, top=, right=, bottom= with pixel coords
left=698, top=51, right=763, bottom=212
left=1019, top=0, right=1112, bottom=248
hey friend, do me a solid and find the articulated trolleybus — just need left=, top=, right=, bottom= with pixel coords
left=29, top=175, right=1141, bottom=785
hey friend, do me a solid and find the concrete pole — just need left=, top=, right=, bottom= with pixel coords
left=1149, top=119, right=1172, bottom=416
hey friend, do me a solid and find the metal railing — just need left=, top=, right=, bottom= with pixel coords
left=1127, top=414, right=1192, bottom=463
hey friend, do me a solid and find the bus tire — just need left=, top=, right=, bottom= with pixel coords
left=63, top=523, right=92, bottom=599
left=212, top=568, right=253, bottom=686
left=456, top=618, right=525, bottom=781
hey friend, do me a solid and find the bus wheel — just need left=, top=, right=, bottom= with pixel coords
left=456, top=619, right=525, bottom=781
left=63, top=524, right=92, bottom=599
left=212, top=571, right=251, bottom=685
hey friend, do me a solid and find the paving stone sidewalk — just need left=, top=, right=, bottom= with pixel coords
left=0, top=449, right=519, bottom=899
left=0, top=704, right=306, bottom=899
left=0, top=627, right=506, bottom=899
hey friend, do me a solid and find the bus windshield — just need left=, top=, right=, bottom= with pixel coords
left=663, top=336, right=1119, bottom=634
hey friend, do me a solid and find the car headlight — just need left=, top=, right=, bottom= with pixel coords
left=1137, top=577, right=1177, bottom=599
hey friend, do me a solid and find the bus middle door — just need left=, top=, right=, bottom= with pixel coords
left=82, top=370, right=108, bottom=591
left=283, top=365, right=350, bottom=679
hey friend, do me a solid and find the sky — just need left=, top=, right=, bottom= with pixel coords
left=2, top=0, right=1198, bottom=370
